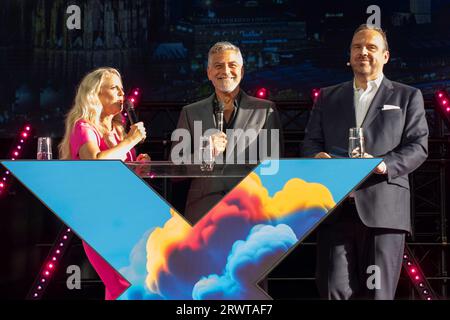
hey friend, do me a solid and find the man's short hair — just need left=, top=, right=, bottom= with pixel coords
left=208, top=41, right=244, bottom=66
left=352, top=24, right=389, bottom=52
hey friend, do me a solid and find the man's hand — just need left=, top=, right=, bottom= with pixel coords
left=211, top=131, right=228, bottom=156
left=362, top=153, right=387, bottom=174
left=314, top=152, right=332, bottom=159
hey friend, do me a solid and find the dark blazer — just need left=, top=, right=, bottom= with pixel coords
left=172, top=90, right=283, bottom=224
left=303, top=77, right=428, bottom=232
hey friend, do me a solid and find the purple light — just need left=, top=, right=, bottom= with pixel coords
left=5, top=171, right=9, bottom=175
left=56, top=250, right=60, bottom=254
left=59, top=242, right=64, bottom=247
left=63, top=235, right=68, bottom=240
left=438, top=93, right=444, bottom=98
left=41, top=278, right=46, bottom=283
left=22, top=132, right=28, bottom=138
left=25, top=126, right=31, bottom=131
left=17, top=146, right=21, bottom=149
left=411, top=268, right=416, bottom=274
left=134, top=90, right=139, bottom=95
left=0, top=183, right=4, bottom=188
left=37, top=286, right=42, bottom=290
left=67, top=228, right=71, bottom=232
left=20, top=140, right=24, bottom=143
left=52, top=257, right=56, bottom=261
left=13, top=151, right=19, bottom=156
left=415, top=275, right=420, bottom=280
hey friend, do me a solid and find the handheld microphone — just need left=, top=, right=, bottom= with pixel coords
left=215, top=102, right=224, bottom=132
left=123, top=99, right=145, bottom=144
left=123, top=99, right=138, bottom=125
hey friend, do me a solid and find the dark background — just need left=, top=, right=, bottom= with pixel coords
left=0, top=0, right=449, bottom=300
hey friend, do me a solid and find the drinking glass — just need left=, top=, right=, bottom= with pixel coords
left=348, top=128, right=365, bottom=158
left=37, top=137, right=52, bottom=160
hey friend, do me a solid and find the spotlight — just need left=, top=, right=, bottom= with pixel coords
left=27, top=225, right=74, bottom=299
left=256, top=88, right=268, bottom=99
left=311, top=88, right=320, bottom=101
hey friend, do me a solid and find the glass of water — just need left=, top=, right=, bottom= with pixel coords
left=37, top=137, right=53, bottom=160
left=348, top=127, right=365, bottom=158
left=199, top=135, right=214, bottom=171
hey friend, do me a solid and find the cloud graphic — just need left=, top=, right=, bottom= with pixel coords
left=192, top=224, right=297, bottom=300
left=142, top=172, right=334, bottom=299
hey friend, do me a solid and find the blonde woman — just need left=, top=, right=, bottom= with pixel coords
left=59, top=67, right=150, bottom=300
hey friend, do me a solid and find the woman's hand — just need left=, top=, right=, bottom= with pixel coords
left=136, top=153, right=151, bottom=162
left=126, top=122, right=147, bottom=145
left=134, top=153, right=151, bottom=177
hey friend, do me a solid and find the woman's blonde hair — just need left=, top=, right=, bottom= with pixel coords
left=59, top=67, right=125, bottom=159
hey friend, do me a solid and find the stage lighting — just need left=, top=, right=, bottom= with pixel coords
left=27, top=228, right=73, bottom=299
left=434, top=89, right=450, bottom=129
left=127, top=87, right=142, bottom=106
left=256, top=88, right=268, bottom=99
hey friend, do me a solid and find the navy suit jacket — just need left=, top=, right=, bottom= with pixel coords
left=303, top=77, right=429, bottom=232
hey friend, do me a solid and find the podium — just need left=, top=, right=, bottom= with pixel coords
left=1, top=159, right=381, bottom=300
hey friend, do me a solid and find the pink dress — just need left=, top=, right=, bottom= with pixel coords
left=70, top=120, right=134, bottom=300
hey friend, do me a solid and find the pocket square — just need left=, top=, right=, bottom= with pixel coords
left=382, top=104, right=400, bottom=111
